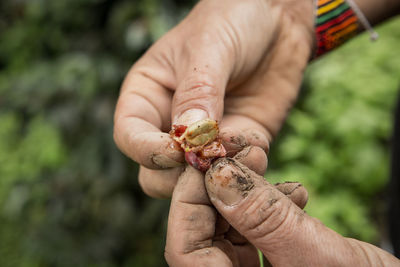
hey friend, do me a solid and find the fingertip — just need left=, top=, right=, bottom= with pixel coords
left=233, top=146, right=267, bottom=176
left=113, top=116, right=184, bottom=169
left=243, top=129, right=270, bottom=154
left=138, top=166, right=183, bottom=199
left=218, top=115, right=270, bottom=153
left=205, top=159, right=306, bottom=260
left=130, top=132, right=184, bottom=169
left=274, top=182, right=308, bottom=209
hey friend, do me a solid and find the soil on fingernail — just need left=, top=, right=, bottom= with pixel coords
left=286, top=184, right=302, bottom=195
left=233, top=146, right=251, bottom=161
left=207, top=158, right=256, bottom=197
left=274, top=182, right=302, bottom=195
left=268, top=198, right=277, bottom=206
left=230, top=168, right=254, bottom=197
left=228, top=135, right=246, bottom=147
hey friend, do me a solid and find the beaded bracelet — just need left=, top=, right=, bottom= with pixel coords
left=314, top=0, right=378, bottom=58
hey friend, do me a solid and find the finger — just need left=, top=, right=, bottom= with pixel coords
left=206, top=158, right=400, bottom=266
left=215, top=145, right=266, bottom=266
left=213, top=147, right=303, bottom=259
left=223, top=182, right=307, bottom=266
left=219, top=126, right=249, bottom=158
left=137, top=145, right=268, bottom=199
left=274, top=182, right=308, bottom=209
left=205, top=158, right=312, bottom=266
left=138, top=166, right=184, bottom=199
left=165, top=166, right=232, bottom=267
left=171, top=28, right=234, bottom=126
left=114, top=52, right=185, bottom=169
left=222, top=146, right=267, bottom=266
left=224, top=182, right=308, bottom=246
left=233, top=146, right=267, bottom=176
left=220, top=114, right=270, bottom=153
left=137, top=131, right=269, bottom=199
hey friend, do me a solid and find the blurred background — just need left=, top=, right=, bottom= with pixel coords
left=0, top=0, right=399, bottom=266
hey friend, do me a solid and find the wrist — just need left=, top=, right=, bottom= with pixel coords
left=314, top=0, right=367, bottom=57
left=312, top=0, right=399, bottom=58
left=352, top=0, right=400, bottom=25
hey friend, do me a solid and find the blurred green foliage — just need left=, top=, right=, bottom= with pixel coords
left=0, top=0, right=195, bottom=266
left=0, top=0, right=399, bottom=266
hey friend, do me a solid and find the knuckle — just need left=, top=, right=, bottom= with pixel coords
left=182, top=31, right=214, bottom=54
left=180, top=78, right=219, bottom=100
left=173, top=77, right=221, bottom=114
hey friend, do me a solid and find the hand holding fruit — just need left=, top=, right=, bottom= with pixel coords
left=165, top=156, right=399, bottom=266
left=113, top=0, right=315, bottom=197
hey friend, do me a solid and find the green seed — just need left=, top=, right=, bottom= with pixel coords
left=184, top=119, right=218, bottom=146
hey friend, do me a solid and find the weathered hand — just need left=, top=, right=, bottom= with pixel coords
left=165, top=153, right=400, bottom=266
left=113, top=0, right=315, bottom=198
left=165, top=146, right=308, bottom=266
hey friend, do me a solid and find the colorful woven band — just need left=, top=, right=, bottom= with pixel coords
left=315, top=0, right=361, bottom=57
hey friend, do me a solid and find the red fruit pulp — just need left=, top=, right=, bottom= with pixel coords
left=173, top=125, right=187, bottom=137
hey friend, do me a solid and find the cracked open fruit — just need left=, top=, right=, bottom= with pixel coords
left=170, top=119, right=226, bottom=172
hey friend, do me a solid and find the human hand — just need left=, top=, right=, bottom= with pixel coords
left=165, top=152, right=400, bottom=266
left=165, top=146, right=308, bottom=266
left=113, top=0, right=315, bottom=198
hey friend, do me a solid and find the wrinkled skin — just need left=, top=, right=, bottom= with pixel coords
left=113, top=0, right=315, bottom=198
left=166, top=152, right=399, bottom=266
left=166, top=146, right=308, bottom=267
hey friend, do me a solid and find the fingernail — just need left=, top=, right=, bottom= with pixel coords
left=173, top=109, right=208, bottom=125
left=274, top=182, right=302, bottom=195
left=206, top=158, right=254, bottom=206
left=274, top=182, right=308, bottom=209
left=232, top=146, right=252, bottom=161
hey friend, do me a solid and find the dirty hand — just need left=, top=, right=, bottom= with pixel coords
left=165, top=153, right=400, bottom=266
left=113, top=0, right=315, bottom=198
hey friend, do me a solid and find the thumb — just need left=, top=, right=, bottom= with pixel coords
left=205, top=158, right=319, bottom=266
left=205, top=159, right=400, bottom=267
left=171, top=36, right=233, bottom=125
